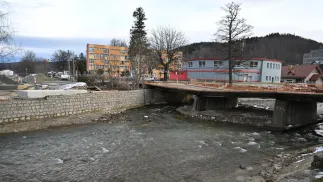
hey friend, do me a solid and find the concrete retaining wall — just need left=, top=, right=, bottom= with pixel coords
left=0, top=89, right=169, bottom=125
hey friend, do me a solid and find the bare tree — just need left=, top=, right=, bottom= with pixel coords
left=215, top=2, right=253, bottom=84
left=52, top=50, right=74, bottom=71
left=144, top=51, right=159, bottom=75
left=0, top=1, right=19, bottom=62
left=19, top=50, right=40, bottom=74
left=110, top=38, right=127, bottom=47
left=149, top=26, right=187, bottom=81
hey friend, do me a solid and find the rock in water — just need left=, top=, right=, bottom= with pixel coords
left=239, top=164, right=246, bottom=169
left=312, top=152, right=323, bottom=169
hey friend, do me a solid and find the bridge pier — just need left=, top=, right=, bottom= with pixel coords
left=272, top=99, right=317, bottom=129
left=193, top=96, right=238, bottom=111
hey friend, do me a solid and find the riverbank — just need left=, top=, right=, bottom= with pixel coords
left=0, top=108, right=129, bottom=134
left=177, top=98, right=323, bottom=129
left=177, top=105, right=272, bottom=128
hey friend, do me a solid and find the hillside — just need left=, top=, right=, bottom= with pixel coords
left=180, top=33, right=323, bottom=65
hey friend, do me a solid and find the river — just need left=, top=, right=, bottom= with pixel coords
left=0, top=105, right=322, bottom=182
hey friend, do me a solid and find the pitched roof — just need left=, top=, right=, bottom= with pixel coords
left=281, top=64, right=322, bottom=79
left=309, top=74, right=322, bottom=81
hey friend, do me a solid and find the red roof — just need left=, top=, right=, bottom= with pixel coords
left=183, top=57, right=282, bottom=63
left=281, top=65, right=322, bottom=79
left=309, top=74, right=321, bottom=81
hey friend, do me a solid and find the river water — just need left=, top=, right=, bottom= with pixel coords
left=0, top=105, right=322, bottom=182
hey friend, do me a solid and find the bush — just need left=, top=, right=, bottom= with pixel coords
left=77, top=75, right=90, bottom=83
left=97, top=69, right=104, bottom=75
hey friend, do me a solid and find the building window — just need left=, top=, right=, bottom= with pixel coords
left=250, top=61, right=258, bottom=68
left=89, top=47, right=98, bottom=53
left=89, top=59, right=95, bottom=63
left=121, top=50, right=126, bottom=54
left=100, top=54, right=108, bottom=59
left=266, top=76, right=268, bottom=81
left=267, top=63, right=269, bottom=68
left=199, top=61, right=205, bottom=67
left=188, top=62, right=193, bottom=68
left=121, top=61, right=124, bottom=65
left=214, top=61, right=222, bottom=67
left=269, top=76, right=272, bottom=81
left=91, top=53, right=98, bottom=59
left=270, top=63, right=272, bottom=69
left=100, top=48, right=108, bottom=53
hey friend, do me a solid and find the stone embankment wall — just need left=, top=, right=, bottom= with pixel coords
left=0, top=89, right=174, bottom=124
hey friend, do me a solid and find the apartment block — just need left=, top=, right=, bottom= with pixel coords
left=86, top=44, right=130, bottom=76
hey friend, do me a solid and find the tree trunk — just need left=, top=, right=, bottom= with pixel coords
left=163, top=64, right=169, bottom=81
left=228, top=33, right=232, bottom=84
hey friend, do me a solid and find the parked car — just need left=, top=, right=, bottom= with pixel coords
left=60, top=74, right=70, bottom=80
left=142, top=74, right=155, bottom=81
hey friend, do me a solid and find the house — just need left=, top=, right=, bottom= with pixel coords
left=181, top=58, right=282, bottom=82
left=281, top=64, right=323, bottom=84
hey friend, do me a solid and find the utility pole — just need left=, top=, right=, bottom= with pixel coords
left=67, top=50, right=71, bottom=81
left=72, top=57, right=75, bottom=82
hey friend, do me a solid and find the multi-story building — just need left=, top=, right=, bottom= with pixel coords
left=86, top=44, right=130, bottom=77
left=303, top=47, right=323, bottom=65
left=182, top=58, right=282, bottom=82
left=86, top=44, right=183, bottom=79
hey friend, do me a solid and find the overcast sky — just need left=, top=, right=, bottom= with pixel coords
left=6, top=0, right=323, bottom=59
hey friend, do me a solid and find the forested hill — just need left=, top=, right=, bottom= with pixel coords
left=180, top=33, right=323, bottom=65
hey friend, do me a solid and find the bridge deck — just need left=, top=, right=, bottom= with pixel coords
left=145, top=82, right=323, bottom=102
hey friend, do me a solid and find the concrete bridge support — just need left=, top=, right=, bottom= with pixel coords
left=272, top=99, right=317, bottom=128
left=193, top=96, right=238, bottom=111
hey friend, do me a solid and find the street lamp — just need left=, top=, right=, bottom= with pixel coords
left=25, top=68, right=27, bottom=77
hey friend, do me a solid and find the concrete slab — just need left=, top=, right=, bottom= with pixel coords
left=16, top=90, right=88, bottom=98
